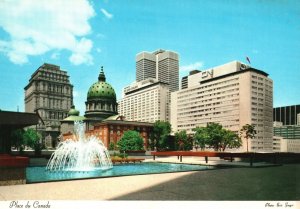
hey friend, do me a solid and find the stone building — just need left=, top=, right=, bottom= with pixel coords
left=24, top=63, right=73, bottom=147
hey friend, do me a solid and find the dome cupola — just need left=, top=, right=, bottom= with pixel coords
left=87, top=67, right=116, bottom=101
left=68, top=105, right=80, bottom=116
left=85, top=67, right=118, bottom=122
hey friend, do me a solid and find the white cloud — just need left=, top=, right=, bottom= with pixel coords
left=180, top=61, right=204, bottom=72
left=100, top=8, right=113, bottom=19
left=0, top=0, right=95, bottom=65
left=69, top=38, right=93, bottom=65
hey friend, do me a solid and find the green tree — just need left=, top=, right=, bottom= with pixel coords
left=23, top=128, right=42, bottom=155
left=117, top=130, right=144, bottom=152
left=108, top=141, right=115, bottom=151
left=175, top=130, right=186, bottom=150
left=174, top=130, right=193, bottom=151
left=149, top=120, right=171, bottom=151
left=205, top=123, right=224, bottom=151
left=193, top=123, right=242, bottom=152
left=221, top=129, right=242, bottom=151
left=11, top=129, right=25, bottom=152
left=240, top=124, right=257, bottom=152
left=192, top=126, right=209, bottom=150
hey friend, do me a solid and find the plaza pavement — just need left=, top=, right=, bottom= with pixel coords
left=0, top=156, right=299, bottom=200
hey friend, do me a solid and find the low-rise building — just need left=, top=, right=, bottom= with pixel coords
left=273, top=124, right=300, bottom=153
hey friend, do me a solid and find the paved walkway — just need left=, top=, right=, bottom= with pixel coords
left=0, top=157, right=299, bottom=200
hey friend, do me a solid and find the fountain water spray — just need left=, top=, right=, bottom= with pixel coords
left=46, top=121, right=113, bottom=172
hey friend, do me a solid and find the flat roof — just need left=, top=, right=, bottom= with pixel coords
left=0, top=110, right=40, bottom=126
left=200, top=67, right=269, bottom=84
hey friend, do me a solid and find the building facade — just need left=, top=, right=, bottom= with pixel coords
left=63, top=116, right=153, bottom=150
left=136, top=49, right=179, bottom=92
left=171, top=61, right=273, bottom=152
left=273, top=105, right=300, bottom=126
left=119, top=78, right=170, bottom=123
left=87, top=118, right=153, bottom=149
left=24, top=63, right=73, bottom=146
left=273, top=125, right=300, bottom=153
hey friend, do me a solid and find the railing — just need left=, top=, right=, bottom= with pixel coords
left=151, top=151, right=300, bottom=167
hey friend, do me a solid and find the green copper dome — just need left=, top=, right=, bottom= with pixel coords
left=63, top=105, right=86, bottom=121
left=68, top=105, right=80, bottom=116
left=87, top=67, right=116, bottom=101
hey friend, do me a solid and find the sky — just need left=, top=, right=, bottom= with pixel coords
left=0, top=0, right=299, bottom=115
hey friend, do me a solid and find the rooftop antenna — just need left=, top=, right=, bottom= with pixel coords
left=246, top=56, right=251, bottom=65
left=17, top=106, right=19, bottom=112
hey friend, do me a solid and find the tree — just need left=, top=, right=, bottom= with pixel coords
left=205, top=123, right=224, bottom=151
left=117, top=130, right=144, bottom=152
left=193, top=126, right=209, bottom=150
left=149, top=120, right=171, bottom=151
left=193, top=123, right=242, bottom=152
left=108, top=141, right=115, bottom=151
left=11, top=129, right=25, bottom=152
left=240, top=124, right=257, bottom=152
left=221, top=129, right=242, bottom=152
left=174, top=130, right=193, bottom=151
left=23, top=128, right=42, bottom=155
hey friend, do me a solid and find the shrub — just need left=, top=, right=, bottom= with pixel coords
left=117, top=130, right=144, bottom=152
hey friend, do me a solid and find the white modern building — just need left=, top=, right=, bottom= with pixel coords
left=136, top=49, right=179, bottom=92
left=171, top=61, right=273, bottom=152
left=119, top=78, right=170, bottom=123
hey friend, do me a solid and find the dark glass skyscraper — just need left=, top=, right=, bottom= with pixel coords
left=273, top=105, right=300, bottom=125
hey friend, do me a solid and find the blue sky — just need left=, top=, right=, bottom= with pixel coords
left=0, top=0, right=299, bottom=115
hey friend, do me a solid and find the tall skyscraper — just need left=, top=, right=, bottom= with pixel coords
left=24, top=63, right=73, bottom=146
left=171, top=61, right=273, bottom=152
left=136, top=49, right=179, bottom=92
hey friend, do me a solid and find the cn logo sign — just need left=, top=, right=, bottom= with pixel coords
left=240, top=64, right=249, bottom=70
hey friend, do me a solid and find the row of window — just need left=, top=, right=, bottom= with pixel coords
left=39, top=70, right=69, bottom=82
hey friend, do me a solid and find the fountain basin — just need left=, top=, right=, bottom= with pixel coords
left=27, top=163, right=213, bottom=183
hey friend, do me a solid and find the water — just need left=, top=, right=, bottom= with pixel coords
left=46, top=121, right=112, bottom=171
left=27, top=163, right=212, bottom=183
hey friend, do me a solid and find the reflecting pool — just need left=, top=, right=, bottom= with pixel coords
left=27, top=163, right=213, bottom=183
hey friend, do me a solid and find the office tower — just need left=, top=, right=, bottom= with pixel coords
left=136, top=49, right=179, bottom=92
left=273, top=105, right=300, bottom=125
left=24, top=63, right=73, bottom=146
left=119, top=78, right=170, bottom=123
left=171, top=61, right=273, bottom=152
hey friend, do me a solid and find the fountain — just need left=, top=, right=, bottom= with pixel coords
left=46, top=121, right=113, bottom=172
